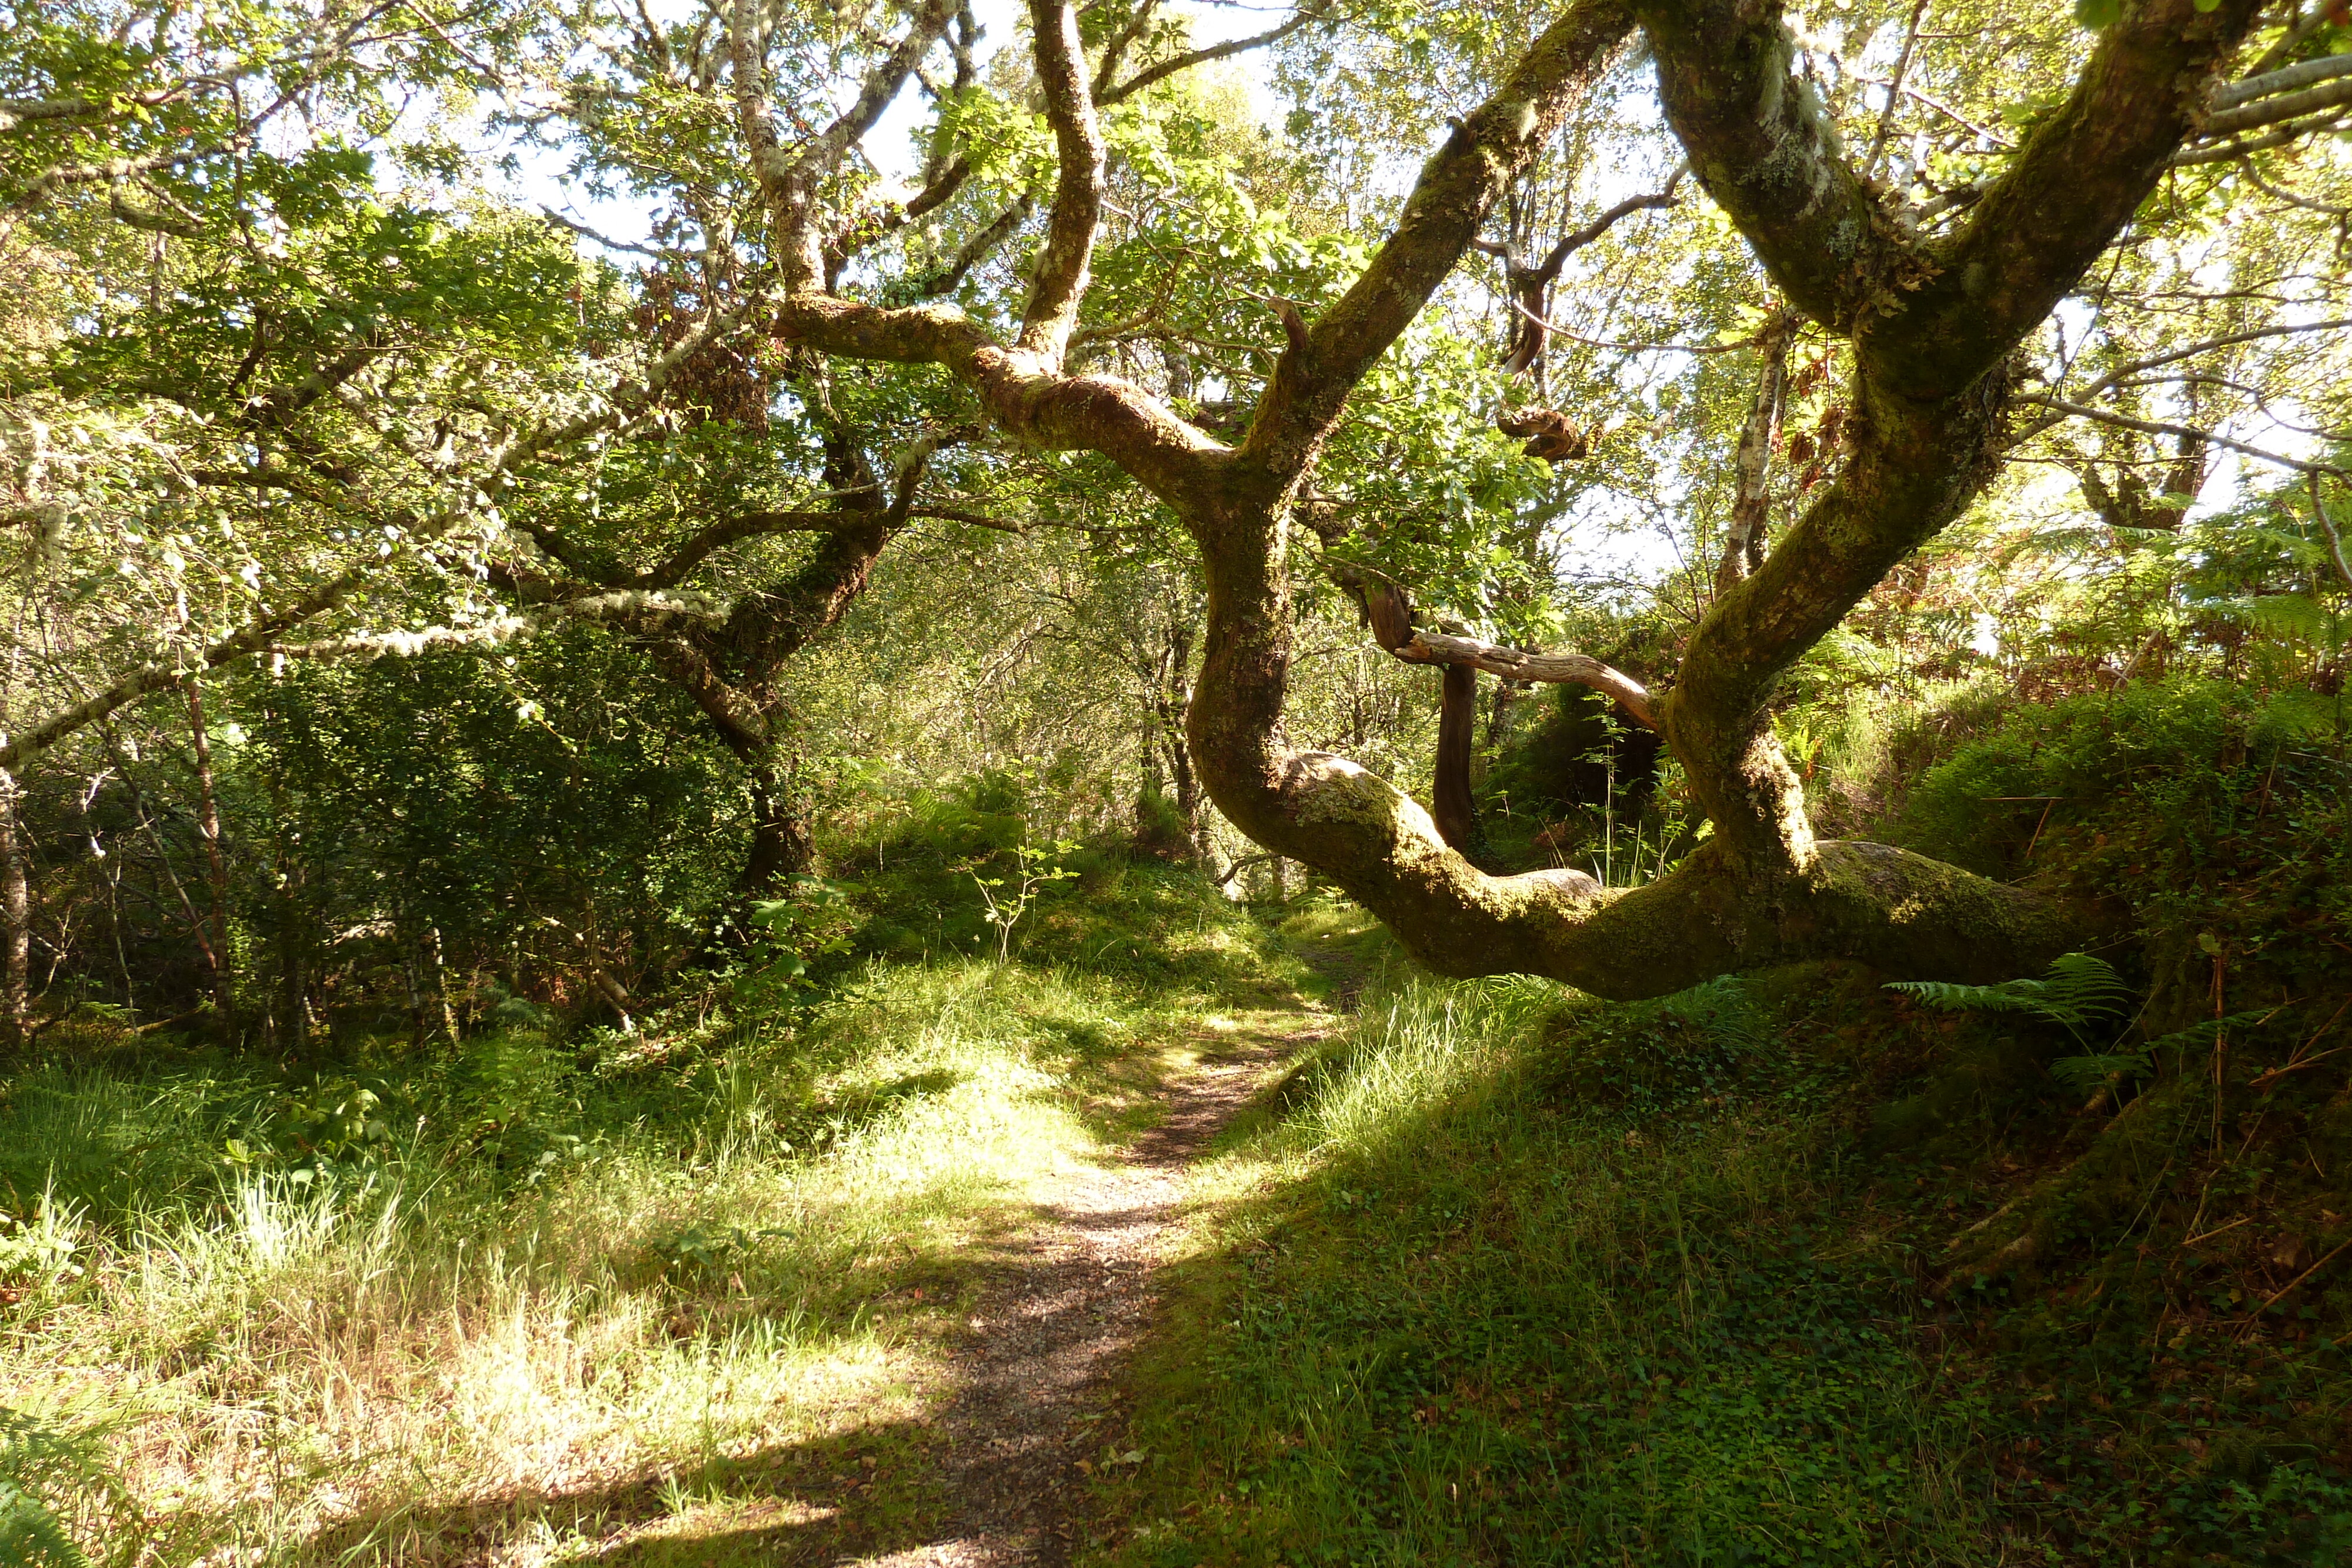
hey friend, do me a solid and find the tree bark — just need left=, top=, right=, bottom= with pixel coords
left=741, top=762, right=818, bottom=896
left=185, top=678, right=238, bottom=1034
left=1432, top=662, right=1496, bottom=868
left=1, top=769, right=29, bottom=1050
left=1715, top=319, right=1792, bottom=597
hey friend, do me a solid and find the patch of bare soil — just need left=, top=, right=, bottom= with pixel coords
left=863, top=1009, right=1327, bottom=1567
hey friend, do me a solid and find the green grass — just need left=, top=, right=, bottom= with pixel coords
left=12, top=734, right=2352, bottom=1567
left=1098, top=969, right=1996, bottom=1567
left=0, top=921, right=1304, bottom=1565
left=1094, top=941, right=2352, bottom=1567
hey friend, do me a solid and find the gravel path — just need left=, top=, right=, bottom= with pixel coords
left=860, top=1009, right=1325, bottom=1567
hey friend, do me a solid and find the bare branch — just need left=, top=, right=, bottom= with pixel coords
left=1399, top=630, right=1655, bottom=729
left=1494, top=175, right=1684, bottom=377
left=1509, top=296, right=1771, bottom=355
left=1863, top=0, right=1933, bottom=174
left=2020, top=393, right=2349, bottom=480
left=914, top=193, right=1037, bottom=297
left=632, top=508, right=884, bottom=589
left=2, top=142, right=235, bottom=227
left=2247, top=7, right=2338, bottom=77
left=2213, top=49, right=2352, bottom=109
left=2204, top=74, right=2352, bottom=136
left=1098, top=5, right=1331, bottom=107
left=2312, top=474, right=2352, bottom=595
left=1529, top=173, right=1686, bottom=282
left=541, top=208, right=667, bottom=257
left=908, top=504, right=1027, bottom=533
left=2172, top=109, right=2352, bottom=165
left=2078, top=317, right=2352, bottom=401
left=0, top=92, right=185, bottom=131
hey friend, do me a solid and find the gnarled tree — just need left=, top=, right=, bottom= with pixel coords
left=706, top=0, right=2310, bottom=997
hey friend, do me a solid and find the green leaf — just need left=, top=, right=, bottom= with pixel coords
left=2074, top=0, right=2123, bottom=28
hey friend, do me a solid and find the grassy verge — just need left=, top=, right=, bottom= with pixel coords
left=1099, top=960, right=1993, bottom=1568
left=1098, top=945, right=2352, bottom=1566
left=0, top=872, right=1304, bottom=1566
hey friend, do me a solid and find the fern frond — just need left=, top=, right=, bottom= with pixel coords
left=0, top=1484, right=92, bottom=1568
left=2040, top=954, right=2133, bottom=1024
left=0, top=1407, right=129, bottom=1568
left=2052, top=1052, right=2154, bottom=1097
left=1883, top=978, right=2045, bottom=1013
left=1886, top=954, right=2132, bottom=1042
left=2220, top=593, right=2338, bottom=645
left=2137, top=1010, right=2276, bottom=1062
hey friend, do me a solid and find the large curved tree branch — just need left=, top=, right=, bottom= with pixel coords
left=1018, top=0, right=1106, bottom=366
left=1238, top=0, right=1637, bottom=483
left=1637, top=0, right=2263, bottom=872
left=1855, top=0, right=2267, bottom=399
left=1170, top=0, right=2267, bottom=996
left=1633, top=0, right=1889, bottom=333
left=1401, top=631, right=1655, bottom=728
left=770, top=292, right=1224, bottom=501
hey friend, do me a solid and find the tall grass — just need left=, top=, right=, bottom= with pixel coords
left=0, top=958, right=1224, bottom=1564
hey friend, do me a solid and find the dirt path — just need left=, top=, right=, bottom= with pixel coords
left=863, top=1007, right=1329, bottom=1567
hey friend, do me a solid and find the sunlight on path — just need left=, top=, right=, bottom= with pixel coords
left=855, top=1007, right=1329, bottom=1567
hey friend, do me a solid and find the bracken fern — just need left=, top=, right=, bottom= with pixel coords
left=1885, top=953, right=2133, bottom=1047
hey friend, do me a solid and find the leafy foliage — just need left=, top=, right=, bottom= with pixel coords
left=0, top=1407, right=133, bottom=1567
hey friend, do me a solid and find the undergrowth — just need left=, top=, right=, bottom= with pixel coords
left=0, top=869, right=1304, bottom=1565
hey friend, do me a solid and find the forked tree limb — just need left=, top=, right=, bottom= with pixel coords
left=734, top=0, right=958, bottom=292
left=1852, top=0, right=2266, bottom=399
left=705, top=0, right=2248, bottom=995
left=1158, top=0, right=2256, bottom=993
left=1235, top=1, right=1637, bottom=484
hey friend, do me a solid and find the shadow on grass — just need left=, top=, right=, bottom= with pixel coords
left=296, top=1418, right=955, bottom=1566
left=1088, top=969, right=2005, bottom=1567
